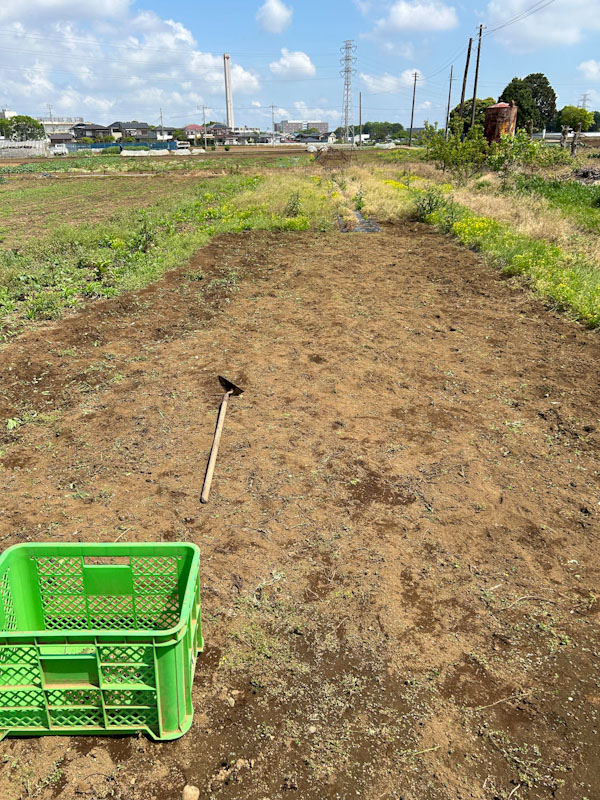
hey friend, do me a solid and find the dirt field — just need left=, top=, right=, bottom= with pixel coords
left=0, top=223, right=598, bottom=799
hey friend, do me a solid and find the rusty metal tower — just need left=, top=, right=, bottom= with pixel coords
left=340, top=40, right=356, bottom=143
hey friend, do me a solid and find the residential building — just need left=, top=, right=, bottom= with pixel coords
left=37, top=116, right=83, bottom=135
left=293, top=131, right=331, bottom=143
left=0, top=109, right=17, bottom=120
left=71, top=122, right=112, bottom=140
left=108, top=121, right=151, bottom=141
left=184, top=124, right=204, bottom=138
left=275, top=120, right=329, bottom=135
left=49, top=132, right=75, bottom=145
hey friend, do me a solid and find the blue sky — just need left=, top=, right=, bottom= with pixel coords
left=0, top=0, right=599, bottom=129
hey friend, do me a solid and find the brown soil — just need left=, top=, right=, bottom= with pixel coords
left=0, top=224, right=598, bottom=800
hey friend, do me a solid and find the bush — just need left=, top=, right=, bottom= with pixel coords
left=284, top=191, right=301, bottom=217
left=414, top=188, right=448, bottom=220
left=488, top=131, right=572, bottom=180
left=422, top=123, right=489, bottom=183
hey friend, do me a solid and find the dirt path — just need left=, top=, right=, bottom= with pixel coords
left=0, top=225, right=598, bottom=800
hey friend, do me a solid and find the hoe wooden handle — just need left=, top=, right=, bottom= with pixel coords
left=200, top=391, right=231, bottom=504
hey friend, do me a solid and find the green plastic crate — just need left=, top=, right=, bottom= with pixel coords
left=0, top=542, right=202, bottom=741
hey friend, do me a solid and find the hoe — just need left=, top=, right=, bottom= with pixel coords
left=200, top=376, right=244, bottom=504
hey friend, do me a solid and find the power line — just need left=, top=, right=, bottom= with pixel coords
left=484, top=0, right=558, bottom=36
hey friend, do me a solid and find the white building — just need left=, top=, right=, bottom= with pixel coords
left=37, top=116, right=84, bottom=135
left=1, top=109, right=17, bottom=120
left=275, top=120, right=329, bottom=135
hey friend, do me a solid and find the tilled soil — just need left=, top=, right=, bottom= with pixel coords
left=0, top=224, right=598, bottom=800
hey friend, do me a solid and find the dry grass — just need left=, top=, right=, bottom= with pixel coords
left=451, top=185, right=600, bottom=266
left=229, top=170, right=351, bottom=230
left=345, top=168, right=415, bottom=221
left=353, top=159, right=600, bottom=268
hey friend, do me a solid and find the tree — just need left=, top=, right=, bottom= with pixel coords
left=11, top=115, right=45, bottom=141
left=0, top=119, right=12, bottom=139
left=361, top=121, right=405, bottom=140
left=422, top=122, right=489, bottom=183
left=589, top=111, right=600, bottom=132
left=558, top=106, right=595, bottom=131
left=449, top=98, right=495, bottom=134
left=9, top=115, right=46, bottom=141
left=173, top=129, right=188, bottom=141
left=522, top=73, right=556, bottom=129
left=498, top=78, right=537, bottom=130
left=334, top=126, right=345, bottom=139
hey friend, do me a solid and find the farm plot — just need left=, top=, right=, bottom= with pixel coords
left=0, top=221, right=598, bottom=800
left=0, top=174, right=209, bottom=247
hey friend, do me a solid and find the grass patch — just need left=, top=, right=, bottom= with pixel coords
left=0, top=170, right=343, bottom=337
left=511, top=175, right=600, bottom=233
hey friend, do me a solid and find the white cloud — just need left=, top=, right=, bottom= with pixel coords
left=485, top=0, right=600, bottom=52
left=578, top=59, right=600, bottom=81
left=383, top=40, right=414, bottom=58
left=353, top=0, right=372, bottom=12
left=292, top=100, right=341, bottom=124
left=0, top=11, right=259, bottom=123
left=0, top=0, right=130, bottom=22
left=373, top=0, right=458, bottom=33
left=360, top=68, right=423, bottom=93
left=269, top=49, right=316, bottom=78
left=256, top=0, right=293, bottom=33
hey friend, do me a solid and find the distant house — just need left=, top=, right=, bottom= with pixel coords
left=71, top=122, right=111, bottom=140
left=49, top=132, right=75, bottom=145
left=147, top=127, right=176, bottom=142
left=184, top=124, right=204, bottom=135
left=109, top=121, right=151, bottom=141
left=293, top=131, right=331, bottom=144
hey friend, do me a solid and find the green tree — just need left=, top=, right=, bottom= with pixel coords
left=422, top=122, right=489, bottom=183
left=523, top=73, right=556, bottom=128
left=499, top=78, right=537, bottom=129
left=588, top=110, right=600, bottom=132
left=334, top=126, right=345, bottom=139
left=173, top=129, right=188, bottom=141
left=10, top=115, right=46, bottom=141
left=0, top=119, right=12, bottom=139
left=558, top=106, right=595, bottom=131
left=449, top=97, right=495, bottom=134
left=362, top=121, right=405, bottom=140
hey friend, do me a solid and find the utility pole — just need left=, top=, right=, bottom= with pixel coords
left=470, top=25, right=484, bottom=131
left=408, top=71, right=418, bottom=147
left=202, top=105, right=208, bottom=150
left=159, top=107, right=163, bottom=139
left=458, top=37, right=472, bottom=130
left=271, top=104, right=275, bottom=146
left=359, top=91, right=362, bottom=147
left=340, top=39, right=356, bottom=144
left=444, top=66, right=453, bottom=139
